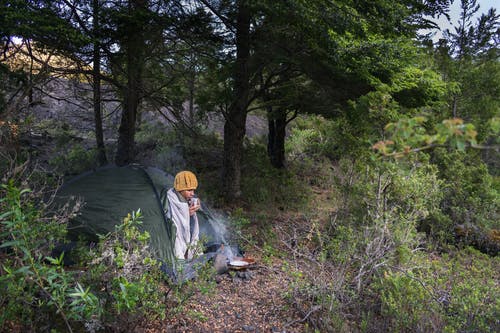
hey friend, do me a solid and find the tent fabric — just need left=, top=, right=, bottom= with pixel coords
left=55, top=165, right=224, bottom=279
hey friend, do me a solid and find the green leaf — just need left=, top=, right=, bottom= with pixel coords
left=14, top=266, right=32, bottom=275
left=0, top=211, right=14, bottom=219
left=0, top=240, right=21, bottom=248
left=455, top=140, right=466, bottom=151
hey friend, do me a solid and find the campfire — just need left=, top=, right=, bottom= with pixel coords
left=212, top=244, right=256, bottom=273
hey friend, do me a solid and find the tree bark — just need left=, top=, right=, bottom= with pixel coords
left=93, top=0, right=107, bottom=166
left=267, top=107, right=286, bottom=169
left=222, top=0, right=250, bottom=199
left=115, top=63, right=141, bottom=166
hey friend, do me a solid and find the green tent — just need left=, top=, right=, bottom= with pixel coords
left=55, top=165, right=223, bottom=275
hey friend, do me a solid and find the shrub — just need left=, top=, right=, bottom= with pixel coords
left=83, top=210, right=167, bottom=331
left=426, top=149, right=499, bottom=248
left=376, top=268, right=444, bottom=332
left=240, top=141, right=309, bottom=210
left=49, top=144, right=100, bottom=175
left=434, top=149, right=498, bottom=226
left=166, top=260, right=217, bottom=317
left=331, top=158, right=442, bottom=290
left=374, top=247, right=499, bottom=332
left=281, top=157, right=447, bottom=331
left=0, top=181, right=100, bottom=332
left=0, top=166, right=170, bottom=332
left=441, top=248, right=499, bottom=332
left=286, top=115, right=340, bottom=161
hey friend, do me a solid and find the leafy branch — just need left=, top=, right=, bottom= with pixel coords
left=373, top=116, right=499, bottom=157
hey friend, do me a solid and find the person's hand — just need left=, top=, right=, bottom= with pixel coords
left=189, top=198, right=201, bottom=216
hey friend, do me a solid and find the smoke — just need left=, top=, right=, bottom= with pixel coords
left=200, top=204, right=240, bottom=261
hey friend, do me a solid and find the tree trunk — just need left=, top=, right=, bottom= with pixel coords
left=223, top=0, right=250, bottom=199
left=93, top=0, right=107, bottom=166
left=188, top=63, right=196, bottom=126
left=267, top=107, right=286, bottom=168
left=115, top=66, right=141, bottom=166
left=115, top=0, right=145, bottom=166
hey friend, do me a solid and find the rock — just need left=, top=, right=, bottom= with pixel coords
left=213, top=253, right=228, bottom=274
left=236, top=270, right=254, bottom=280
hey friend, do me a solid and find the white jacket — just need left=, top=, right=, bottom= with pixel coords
left=166, top=188, right=199, bottom=260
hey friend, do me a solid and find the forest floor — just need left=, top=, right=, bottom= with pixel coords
left=159, top=258, right=306, bottom=333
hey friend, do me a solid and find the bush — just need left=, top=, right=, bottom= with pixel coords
left=426, top=149, right=499, bottom=248
left=49, top=144, right=100, bottom=175
left=376, top=268, right=444, bottom=332
left=286, top=115, right=342, bottom=161
left=0, top=172, right=169, bottom=332
left=0, top=181, right=100, bottom=332
left=434, top=149, right=498, bottom=227
left=374, top=247, right=499, bottom=332
left=83, top=210, right=167, bottom=331
left=239, top=140, right=309, bottom=210
left=280, top=157, right=447, bottom=331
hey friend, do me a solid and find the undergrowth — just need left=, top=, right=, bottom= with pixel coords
left=0, top=162, right=169, bottom=332
left=259, top=115, right=499, bottom=332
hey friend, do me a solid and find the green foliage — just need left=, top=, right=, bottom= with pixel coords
left=373, top=116, right=478, bottom=157
left=26, top=119, right=102, bottom=175
left=429, top=149, right=499, bottom=232
left=285, top=116, right=344, bottom=190
left=441, top=248, right=499, bottom=332
left=377, top=270, right=442, bottom=332
left=240, top=140, right=309, bottom=209
left=283, top=153, right=498, bottom=332
left=135, top=121, right=173, bottom=147
left=339, top=158, right=442, bottom=227
left=35, top=119, right=78, bottom=145
left=261, top=241, right=280, bottom=266
left=311, top=56, right=452, bottom=160
left=229, top=208, right=252, bottom=230
left=49, top=144, right=99, bottom=175
left=342, top=159, right=441, bottom=285
left=456, top=60, right=500, bottom=141
left=433, top=1, right=500, bottom=142
left=391, top=66, right=448, bottom=108
left=84, top=210, right=166, bottom=327
left=0, top=181, right=101, bottom=331
left=286, top=115, right=339, bottom=161
left=279, top=156, right=446, bottom=331
left=0, top=177, right=171, bottom=332
left=374, top=247, right=499, bottom=332
left=488, top=116, right=500, bottom=142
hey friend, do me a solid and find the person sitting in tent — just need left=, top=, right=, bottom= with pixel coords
left=166, top=170, right=202, bottom=260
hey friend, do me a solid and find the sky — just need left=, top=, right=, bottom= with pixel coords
left=429, top=0, right=499, bottom=40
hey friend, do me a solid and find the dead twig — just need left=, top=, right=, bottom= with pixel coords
left=283, top=305, right=321, bottom=328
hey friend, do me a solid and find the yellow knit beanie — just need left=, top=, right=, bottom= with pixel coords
left=174, top=171, right=198, bottom=191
